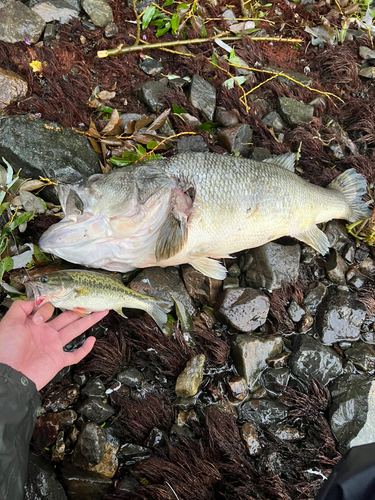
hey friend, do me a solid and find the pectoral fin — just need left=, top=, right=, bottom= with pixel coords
left=115, top=308, right=127, bottom=318
left=191, top=257, right=227, bottom=280
left=293, top=225, right=330, bottom=255
left=155, top=213, right=187, bottom=261
left=264, top=153, right=295, bottom=172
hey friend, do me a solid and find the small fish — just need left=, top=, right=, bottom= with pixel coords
left=24, top=269, right=170, bottom=332
left=39, top=152, right=372, bottom=280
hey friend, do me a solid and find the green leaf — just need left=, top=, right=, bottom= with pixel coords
left=96, top=106, right=114, bottom=114
left=142, top=5, right=157, bottom=30
left=171, top=12, right=180, bottom=33
left=8, top=211, right=34, bottom=231
left=2, top=256, right=13, bottom=273
left=230, top=48, right=235, bottom=58
left=199, top=121, right=218, bottom=131
left=137, top=144, right=147, bottom=155
left=172, top=104, right=187, bottom=114
left=211, top=52, right=218, bottom=66
left=0, top=203, right=9, bottom=218
left=222, top=75, right=247, bottom=89
left=147, top=140, right=159, bottom=149
left=177, top=3, right=190, bottom=9
left=110, top=157, right=136, bottom=166
left=0, top=236, right=8, bottom=256
left=163, top=0, right=174, bottom=5
left=156, top=22, right=171, bottom=37
left=33, top=244, right=52, bottom=263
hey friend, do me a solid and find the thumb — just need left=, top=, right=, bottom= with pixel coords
left=66, top=336, right=96, bottom=365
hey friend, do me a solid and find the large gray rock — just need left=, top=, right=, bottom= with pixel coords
left=290, top=334, right=343, bottom=385
left=217, top=123, right=253, bottom=155
left=239, top=398, right=288, bottom=427
left=329, top=373, right=375, bottom=453
left=81, top=0, right=113, bottom=26
left=189, top=74, right=216, bottom=121
left=231, top=333, right=283, bottom=390
left=30, top=0, right=79, bottom=23
left=242, top=242, right=301, bottom=290
left=181, top=264, right=222, bottom=306
left=136, top=80, right=167, bottom=113
left=0, top=0, right=45, bottom=43
left=278, top=97, right=314, bottom=124
left=315, top=288, right=366, bottom=344
left=0, top=68, right=28, bottom=110
left=0, top=116, right=101, bottom=201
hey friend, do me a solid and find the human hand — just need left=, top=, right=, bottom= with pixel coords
left=0, top=300, right=108, bottom=390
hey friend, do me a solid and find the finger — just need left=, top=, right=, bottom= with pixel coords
left=59, top=310, right=108, bottom=345
left=8, top=300, right=35, bottom=320
left=66, top=336, right=96, bottom=365
left=47, top=310, right=81, bottom=331
left=32, top=303, right=55, bottom=325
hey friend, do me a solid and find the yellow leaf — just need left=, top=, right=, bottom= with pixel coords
left=29, top=60, right=43, bottom=73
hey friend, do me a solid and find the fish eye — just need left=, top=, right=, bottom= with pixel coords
left=41, top=276, right=48, bottom=283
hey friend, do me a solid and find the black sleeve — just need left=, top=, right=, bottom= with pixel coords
left=0, top=363, right=41, bottom=500
left=316, top=443, right=375, bottom=500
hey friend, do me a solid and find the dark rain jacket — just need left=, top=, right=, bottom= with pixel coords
left=0, top=363, right=40, bottom=500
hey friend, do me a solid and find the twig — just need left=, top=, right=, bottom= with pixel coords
left=137, top=132, right=196, bottom=161
left=132, top=0, right=141, bottom=45
left=0, top=186, right=14, bottom=198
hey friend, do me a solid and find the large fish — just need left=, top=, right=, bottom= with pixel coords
left=39, top=152, right=371, bottom=280
left=25, top=269, right=170, bottom=331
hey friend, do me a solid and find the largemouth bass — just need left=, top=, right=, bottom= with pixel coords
left=39, top=152, right=371, bottom=280
left=24, top=269, right=169, bottom=331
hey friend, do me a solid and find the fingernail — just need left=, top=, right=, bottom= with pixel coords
left=33, top=315, right=43, bottom=325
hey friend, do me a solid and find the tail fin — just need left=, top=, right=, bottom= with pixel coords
left=328, top=168, right=372, bottom=222
left=147, top=302, right=169, bottom=334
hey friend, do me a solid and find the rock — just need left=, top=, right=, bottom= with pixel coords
left=227, top=263, right=241, bottom=277
left=266, top=66, right=313, bottom=86
left=60, top=463, right=112, bottom=500
left=290, top=334, right=343, bottom=385
left=315, top=289, right=366, bottom=344
left=189, top=74, right=216, bottom=121
left=343, top=243, right=356, bottom=263
left=117, top=475, right=140, bottom=493
left=0, top=116, right=100, bottom=202
left=262, top=111, right=285, bottom=133
left=346, top=268, right=368, bottom=289
left=0, top=1, right=45, bottom=43
left=178, top=112, right=201, bottom=128
left=117, top=443, right=151, bottom=465
left=221, top=7, right=236, bottom=25
left=217, top=123, right=253, bottom=155
left=177, top=135, right=208, bottom=153
left=267, top=352, right=290, bottom=368
left=278, top=97, right=314, bottom=124
left=303, top=282, right=327, bottom=316
left=324, top=220, right=351, bottom=252
left=239, top=398, right=288, bottom=427
left=81, top=0, right=113, bottom=26
left=139, top=57, right=164, bottom=76
left=231, top=334, right=283, bottom=390
left=43, top=384, right=80, bottom=412
left=51, top=430, right=65, bottom=461
left=345, top=342, right=375, bottom=374
left=104, top=21, right=118, bottom=37
left=116, top=367, right=144, bottom=387
left=57, top=409, right=77, bottom=429
left=73, top=423, right=106, bottom=466
left=359, top=46, right=375, bottom=60
left=215, top=287, right=269, bottom=332
left=222, top=276, right=239, bottom=290
left=359, top=256, right=375, bottom=278
left=268, top=424, right=305, bottom=442
left=252, top=147, right=271, bottom=161
left=359, top=66, right=375, bottom=79
left=136, top=80, right=167, bottom=113
left=329, top=373, right=375, bottom=453
left=77, top=397, right=115, bottom=424
left=242, top=242, right=301, bottom=291
left=144, top=427, right=167, bottom=448
left=119, top=113, right=144, bottom=132
left=130, top=266, right=196, bottom=315
left=43, top=23, right=57, bottom=42
left=127, top=0, right=152, bottom=13
left=82, top=378, right=106, bottom=400
left=227, top=375, right=248, bottom=402
left=325, top=249, right=348, bottom=285
left=25, top=452, right=68, bottom=500
left=32, top=412, right=60, bottom=454
left=240, top=422, right=262, bottom=457
left=30, top=0, right=79, bottom=23
left=261, top=367, right=290, bottom=395
left=175, top=354, right=205, bottom=397
left=287, top=300, right=306, bottom=322
left=214, top=106, right=239, bottom=126
left=0, top=68, right=27, bottom=110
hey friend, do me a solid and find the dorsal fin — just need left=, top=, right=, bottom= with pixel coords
left=263, top=153, right=295, bottom=172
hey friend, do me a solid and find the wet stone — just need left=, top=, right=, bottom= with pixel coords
left=266, top=65, right=313, bottom=86
left=278, top=97, right=314, bottom=124
left=239, top=398, right=288, bottom=427
left=325, top=249, right=348, bottom=285
left=290, top=334, right=343, bottom=385
left=231, top=334, right=283, bottom=390
left=81, top=378, right=106, bottom=400
left=214, top=106, right=239, bottom=126
left=329, top=373, right=375, bottom=453
left=0, top=68, right=27, bottom=110
left=215, top=287, right=269, bottom=332
left=139, top=57, right=164, bottom=76
left=57, top=409, right=77, bottom=429
left=32, top=412, right=59, bottom=453
left=0, top=1, right=45, bottom=43
left=127, top=0, right=152, bottom=13
left=51, top=430, right=65, bottom=462
left=60, top=463, right=112, bottom=499
left=252, top=147, right=271, bottom=162
left=43, top=23, right=56, bottom=42
left=223, top=276, right=239, bottom=289
left=177, top=134, right=208, bottom=153
left=43, top=384, right=80, bottom=412
left=345, top=342, right=375, bottom=374
left=81, top=0, right=113, bottom=27
left=297, top=309, right=314, bottom=333
left=77, top=397, right=115, bottom=424
left=189, top=74, right=216, bottom=121
left=30, top=0, right=79, bottom=23
left=181, top=264, right=222, bottom=306
left=315, top=289, right=366, bottom=344
left=130, top=266, right=196, bottom=316
left=145, top=427, right=167, bottom=449
left=303, top=282, right=327, bottom=316
left=262, top=111, right=285, bottom=133
left=240, top=422, right=262, bottom=457
left=346, top=268, right=368, bottom=289
left=136, top=80, right=167, bottom=113
left=73, top=423, right=106, bottom=466
left=243, top=242, right=301, bottom=291
left=170, top=423, right=195, bottom=438
left=104, top=21, right=118, bottom=37
left=117, top=443, right=151, bottom=465
left=267, top=352, right=289, bottom=368
left=287, top=300, right=305, bottom=323
left=359, top=46, right=375, bottom=59
left=116, top=367, right=144, bottom=387
left=268, top=424, right=305, bottom=442
left=343, top=243, right=356, bottom=263
left=261, top=367, right=290, bottom=395
left=74, top=373, right=88, bottom=386
left=175, top=354, right=205, bottom=398
left=359, top=256, right=375, bottom=277
left=359, top=66, right=375, bottom=79
left=117, top=475, right=140, bottom=493
left=227, top=376, right=248, bottom=402
left=25, top=453, right=68, bottom=500
left=324, top=220, right=351, bottom=252
left=227, top=263, right=241, bottom=277
left=217, top=123, right=253, bottom=155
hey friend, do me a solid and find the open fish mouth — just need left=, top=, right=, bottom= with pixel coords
left=24, top=281, right=45, bottom=309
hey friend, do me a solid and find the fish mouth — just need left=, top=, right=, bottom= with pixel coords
left=24, top=281, right=45, bottom=310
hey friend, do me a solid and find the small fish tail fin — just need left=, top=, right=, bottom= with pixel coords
left=147, top=303, right=169, bottom=333
left=328, top=168, right=372, bottom=222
